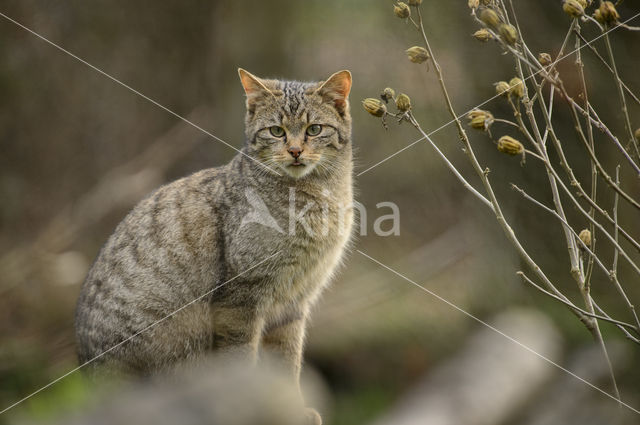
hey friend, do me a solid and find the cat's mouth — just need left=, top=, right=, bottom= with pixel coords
left=281, top=158, right=316, bottom=178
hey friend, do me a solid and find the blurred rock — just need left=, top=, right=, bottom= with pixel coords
left=369, top=309, right=561, bottom=425
left=517, top=341, right=634, bottom=425
left=19, top=355, right=326, bottom=425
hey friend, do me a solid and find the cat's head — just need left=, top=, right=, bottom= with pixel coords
left=238, top=69, right=352, bottom=179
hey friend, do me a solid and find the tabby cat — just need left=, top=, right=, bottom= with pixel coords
left=75, top=69, right=354, bottom=425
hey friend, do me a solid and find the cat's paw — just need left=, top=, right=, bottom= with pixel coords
left=304, top=407, right=322, bottom=425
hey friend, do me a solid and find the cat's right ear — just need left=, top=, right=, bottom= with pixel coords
left=238, top=69, right=274, bottom=111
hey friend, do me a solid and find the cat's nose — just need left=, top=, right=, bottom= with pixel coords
left=287, top=146, right=303, bottom=159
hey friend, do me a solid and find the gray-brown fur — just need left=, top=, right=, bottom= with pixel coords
left=75, top=69, right=353, bottom=424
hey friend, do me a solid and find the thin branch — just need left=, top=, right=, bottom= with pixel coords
left=611, top=167, right=640, bottom=330
left=493, top=118, right=520, bottom=128
left=509, top=24, right=583, bottom=281
left=575, top=22, right=597, bottom=293
left=517, top=271, right=639, bottom=335
left=612, top=166, right=621, bottom=276
left=542, top=156, right=640, bottom=278
left=400, top=114, right=493, bottom=210
left=511, top=184, right=609, bottom=284
left=410, top=4, right=590, bottom=327
left=582, top=103, right=640, bottom=176
left=542, top=85, right=555, bottom=146
left=573, top=29, right=640, bottom=107
left=593, top=300, right=640, bottom=344
left=526, top=77, right=640, bottom=253
left=603, top=27, right=640, bottom=159
left=501, top=5, right=637, bottom=383
left=558, top=82, right=640, bottom=209
left=513, top=162, right=640, bottom=329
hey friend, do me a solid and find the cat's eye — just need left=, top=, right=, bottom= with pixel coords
left=269, top=126, right=285, bottom=137
left=306, top=124, right=322, bottom=136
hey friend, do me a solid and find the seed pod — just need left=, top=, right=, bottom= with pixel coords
left=363, top=98, right=387, bottom=117
left=495, top=81, right=510, bottom=97
left=479, top=8, right=501, bottom=29
left=394, top=2, right=411, bottom=19
left=498, top=23, right=518, bottom=45
left=594, top=1, right=619, bottom=25
left=563, top=0, right=584, bottom=18
left=406, top=46, right=430, bottom=64
left=538, top=52, right=552, bottom=66
left=467, top=109, right=494, bottom=130
left=497, top=135, right=524, bottom=155
left=579, top=229, right=592, bottom=248
left=575, top=0, right=588, bottom=8
left=468, top=0, right=480, bottom=9
left=634, top=128, right=640, bottom=142
left=396, top=93, right=412, bottom=112
left=473, top=29, right=493, bottom=42
left=467, top=110, right=486, bottom=120
left=407, top=0, right=422, bottom=5
left=509, top=77, right=525, bottom=98
left=470, top=116, right=488, bottom=129
left=380, top=87, right=396, bottom=103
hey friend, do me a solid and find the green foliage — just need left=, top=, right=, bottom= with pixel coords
left=331, top=386, right=394, bottom=425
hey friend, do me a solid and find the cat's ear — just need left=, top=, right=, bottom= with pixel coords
left=315, top=70, right=352, bottom=116
left=238, top=68, right=274, bottom=109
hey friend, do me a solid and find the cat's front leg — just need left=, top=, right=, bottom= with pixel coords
left=262, top=310, right=322, bottom=425
left=211, top=306, right=264, bottom=365
left=262, top=312, right=306, bottom=379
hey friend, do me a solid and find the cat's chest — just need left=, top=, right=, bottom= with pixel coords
left=226, top=185, right=353, bottom=284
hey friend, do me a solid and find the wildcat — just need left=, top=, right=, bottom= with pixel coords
left=74, top=69, right=353, bottom=425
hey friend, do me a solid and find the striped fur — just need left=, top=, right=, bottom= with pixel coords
left=75, top=70, right=353, bottom=424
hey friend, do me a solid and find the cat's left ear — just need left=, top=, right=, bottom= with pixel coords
left=315, top=70, right=352, bottom=116
left=238, top=68, right=275, bottom=113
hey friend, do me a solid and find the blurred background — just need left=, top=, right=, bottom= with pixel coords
left=1, top=1, right=639, bottom=424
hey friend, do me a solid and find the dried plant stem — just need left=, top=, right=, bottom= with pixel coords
left=574, top=23, right=597, bottom=292
left=544, top=157, right=640, bottom=278
left=511, top=185, right=605, bottom=280
left=392, top=112, right=493, bottom=210
left=593, top=304, right=640, bottom=344
left=602, top=30, right=640, bottom=159
left=610, top=167, right=640, bottom=329
left=373, top=0, right=640, bottom=382
left=511, top=41, right=583, bottom=280
left=541, top=85, right=555, bottom=145
left=517, top=135, right=640, bottom=332
left=409, top=6, right=590, bottom=326
left=517, top=271, right=639, bottom=336
left=524, top=71, right=640, bottom=253
left=558, top=82, right=640, bottom=210
left=512, top=182, right=640, bottom=331
left=612, top=167, right=621, bottom=276
left=506, top=100, right=538, bottom=149
left=505, top=9, right=621, bottom=399
left=493, top=118, right=519, bottom=128
left=407, top=113, right=583, bottom=323
left=573, top=29, right=640, bottom=107
left=517, top=69, right=619, bottom=404
left=501, top=4, right=640, bottom=336
left=584, top=306, right=620, bottom=399
left=580, top=103, right=640, bottom=176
